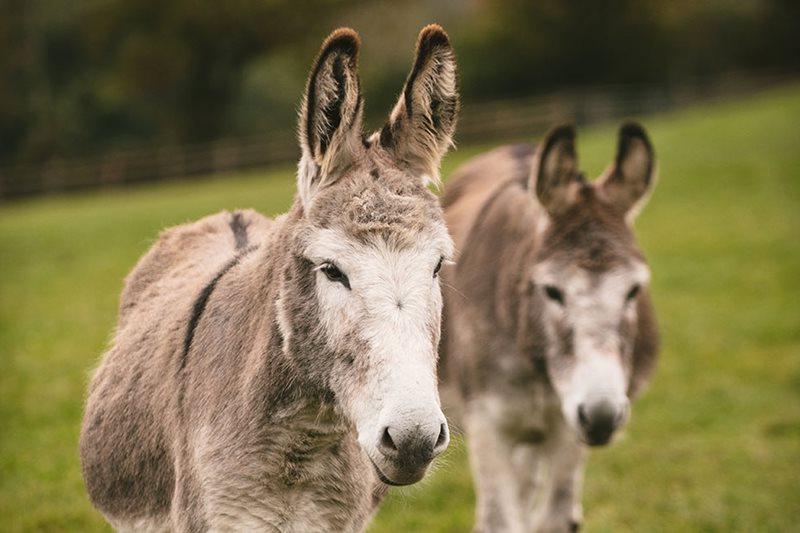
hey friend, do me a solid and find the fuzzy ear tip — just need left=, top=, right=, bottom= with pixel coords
left=321, top=28, right=361, bottom=58
left=417, top=23, right=451, bottom=51
left=619, top=121, right=651, bottom=147
left=543, top=123, right=576, bottom=149
left=553, top=123, right=576, bottom=138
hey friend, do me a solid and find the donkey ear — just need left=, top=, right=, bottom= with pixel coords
left=529, top=124, right=582, bottom=216
left=298, top=28, right=364, bottom=207
left=378, top=24, right=459, bottom=187
left=598, top=122, right=656, bottom=222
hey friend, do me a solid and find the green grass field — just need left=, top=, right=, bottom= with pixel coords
left=1, top=85, right=799, bottom=532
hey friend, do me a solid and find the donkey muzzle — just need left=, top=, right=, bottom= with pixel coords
left=577, top=398, right=629, bottom=446
left=371, top=412, right=449, bottom=485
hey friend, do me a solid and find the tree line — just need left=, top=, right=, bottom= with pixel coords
left=1, top=0, right=797, bottom=175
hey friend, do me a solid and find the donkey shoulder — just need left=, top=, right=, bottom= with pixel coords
left=442, top=143, right=533, bottom=251
left=119, top=209, right=273, bottom=325
left=442, top=143, right=533, bottom=207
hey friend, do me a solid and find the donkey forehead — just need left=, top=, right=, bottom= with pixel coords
left=538, top=193, right=644, bottom=271
left=534, top=259, right=650, bottom=291
left=304, top=222, right=453, bottom=264
left=538, top=236, right=644, bottom=274
left=307, top=171, right=446, bottom=247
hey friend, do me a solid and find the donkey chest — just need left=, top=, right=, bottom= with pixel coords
left=482, top=355, right=559, bottom=442
left=211, top=481, right=371, bottom=533
left=194, top=423, right=376, bottom=531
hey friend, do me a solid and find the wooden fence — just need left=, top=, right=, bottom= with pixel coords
left=0, top=72, right=793, bottom=200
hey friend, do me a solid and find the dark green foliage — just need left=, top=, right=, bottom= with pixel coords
left=1, top=0, right=798, bottom=179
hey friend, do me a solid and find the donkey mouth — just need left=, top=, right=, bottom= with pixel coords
left=582, top=432, right=614, bottom=447
left=367, top=457, right=418, bottom=487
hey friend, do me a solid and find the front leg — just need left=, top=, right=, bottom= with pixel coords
left=464, top=397, right=586, bottom=533
left=538, top=430, right=585, bottom=532
left=464, top=398, right=525, bottom=533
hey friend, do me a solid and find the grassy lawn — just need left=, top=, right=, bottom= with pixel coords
left=1, top=85, right=798, bottom=532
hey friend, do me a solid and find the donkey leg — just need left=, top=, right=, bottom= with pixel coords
left=539, top=436, right=586, bottom=532
left=466, top=396, right=588, bottom=533
left=465, top=397, right=543, bottom=533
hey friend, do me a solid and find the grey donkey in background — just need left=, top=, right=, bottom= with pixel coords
left=80, top=24, right=459, bottom=532
left=440, top=123, right=660, bottom=532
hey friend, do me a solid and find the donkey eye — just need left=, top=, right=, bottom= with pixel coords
left=319, top=262, right=350, bottom=289
left=543, top=285, right=565, bottom=305
left=433, top=257, right=444, bottom=278
left=626, top=284, right=641, bottom=302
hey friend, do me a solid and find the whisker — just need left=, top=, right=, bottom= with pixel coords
left=441, top=281, right=469, bottom=302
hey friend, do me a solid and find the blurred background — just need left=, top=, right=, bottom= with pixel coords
left=1, top=0, right=798, bottom=531
left=1, top=0, right=799, bottom=196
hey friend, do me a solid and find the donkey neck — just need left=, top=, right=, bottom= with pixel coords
left=246, top=203, right=353, bottom=438
left=461, top=178, right=544, bottom=334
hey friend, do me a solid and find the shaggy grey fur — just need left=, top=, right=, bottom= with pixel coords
left=440, top=123, right=660, bottom=532
left=80, top=25, right=459, bottom=532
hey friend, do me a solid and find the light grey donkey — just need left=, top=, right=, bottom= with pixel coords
left=440, top=124, right=660, bottom=532
left=80, top=24, right=460, bottom=532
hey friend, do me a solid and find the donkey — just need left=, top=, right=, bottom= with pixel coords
left=439, top=123, right=660, bottom=532
left=80, top=25, right=459, bottom=532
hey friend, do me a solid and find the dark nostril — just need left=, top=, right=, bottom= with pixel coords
left=434, top=423, right=448, bottom=450
left=380, top=427, right=397, bottom=453
left=578, top=404, right=589, bottom=428
left=579, top=401, right=619, bottom=446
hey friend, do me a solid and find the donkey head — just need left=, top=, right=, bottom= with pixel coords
left=528, top=124, right=659, bottom=446
left=278, top=26, right=458, bottom=485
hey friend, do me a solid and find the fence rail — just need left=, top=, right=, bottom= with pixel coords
left=0, top=72, right=794, bottom=200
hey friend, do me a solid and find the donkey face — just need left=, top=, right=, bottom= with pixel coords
left=529, top=124, right=658, bottom=446
left=280, top=26, right=458, bottom=485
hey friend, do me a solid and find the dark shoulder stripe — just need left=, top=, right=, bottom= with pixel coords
left=509, top=143, right=536, bottom=188
left=230, top=211, right=249, bottom=250
left=180, top=245, right=258, bottom=371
